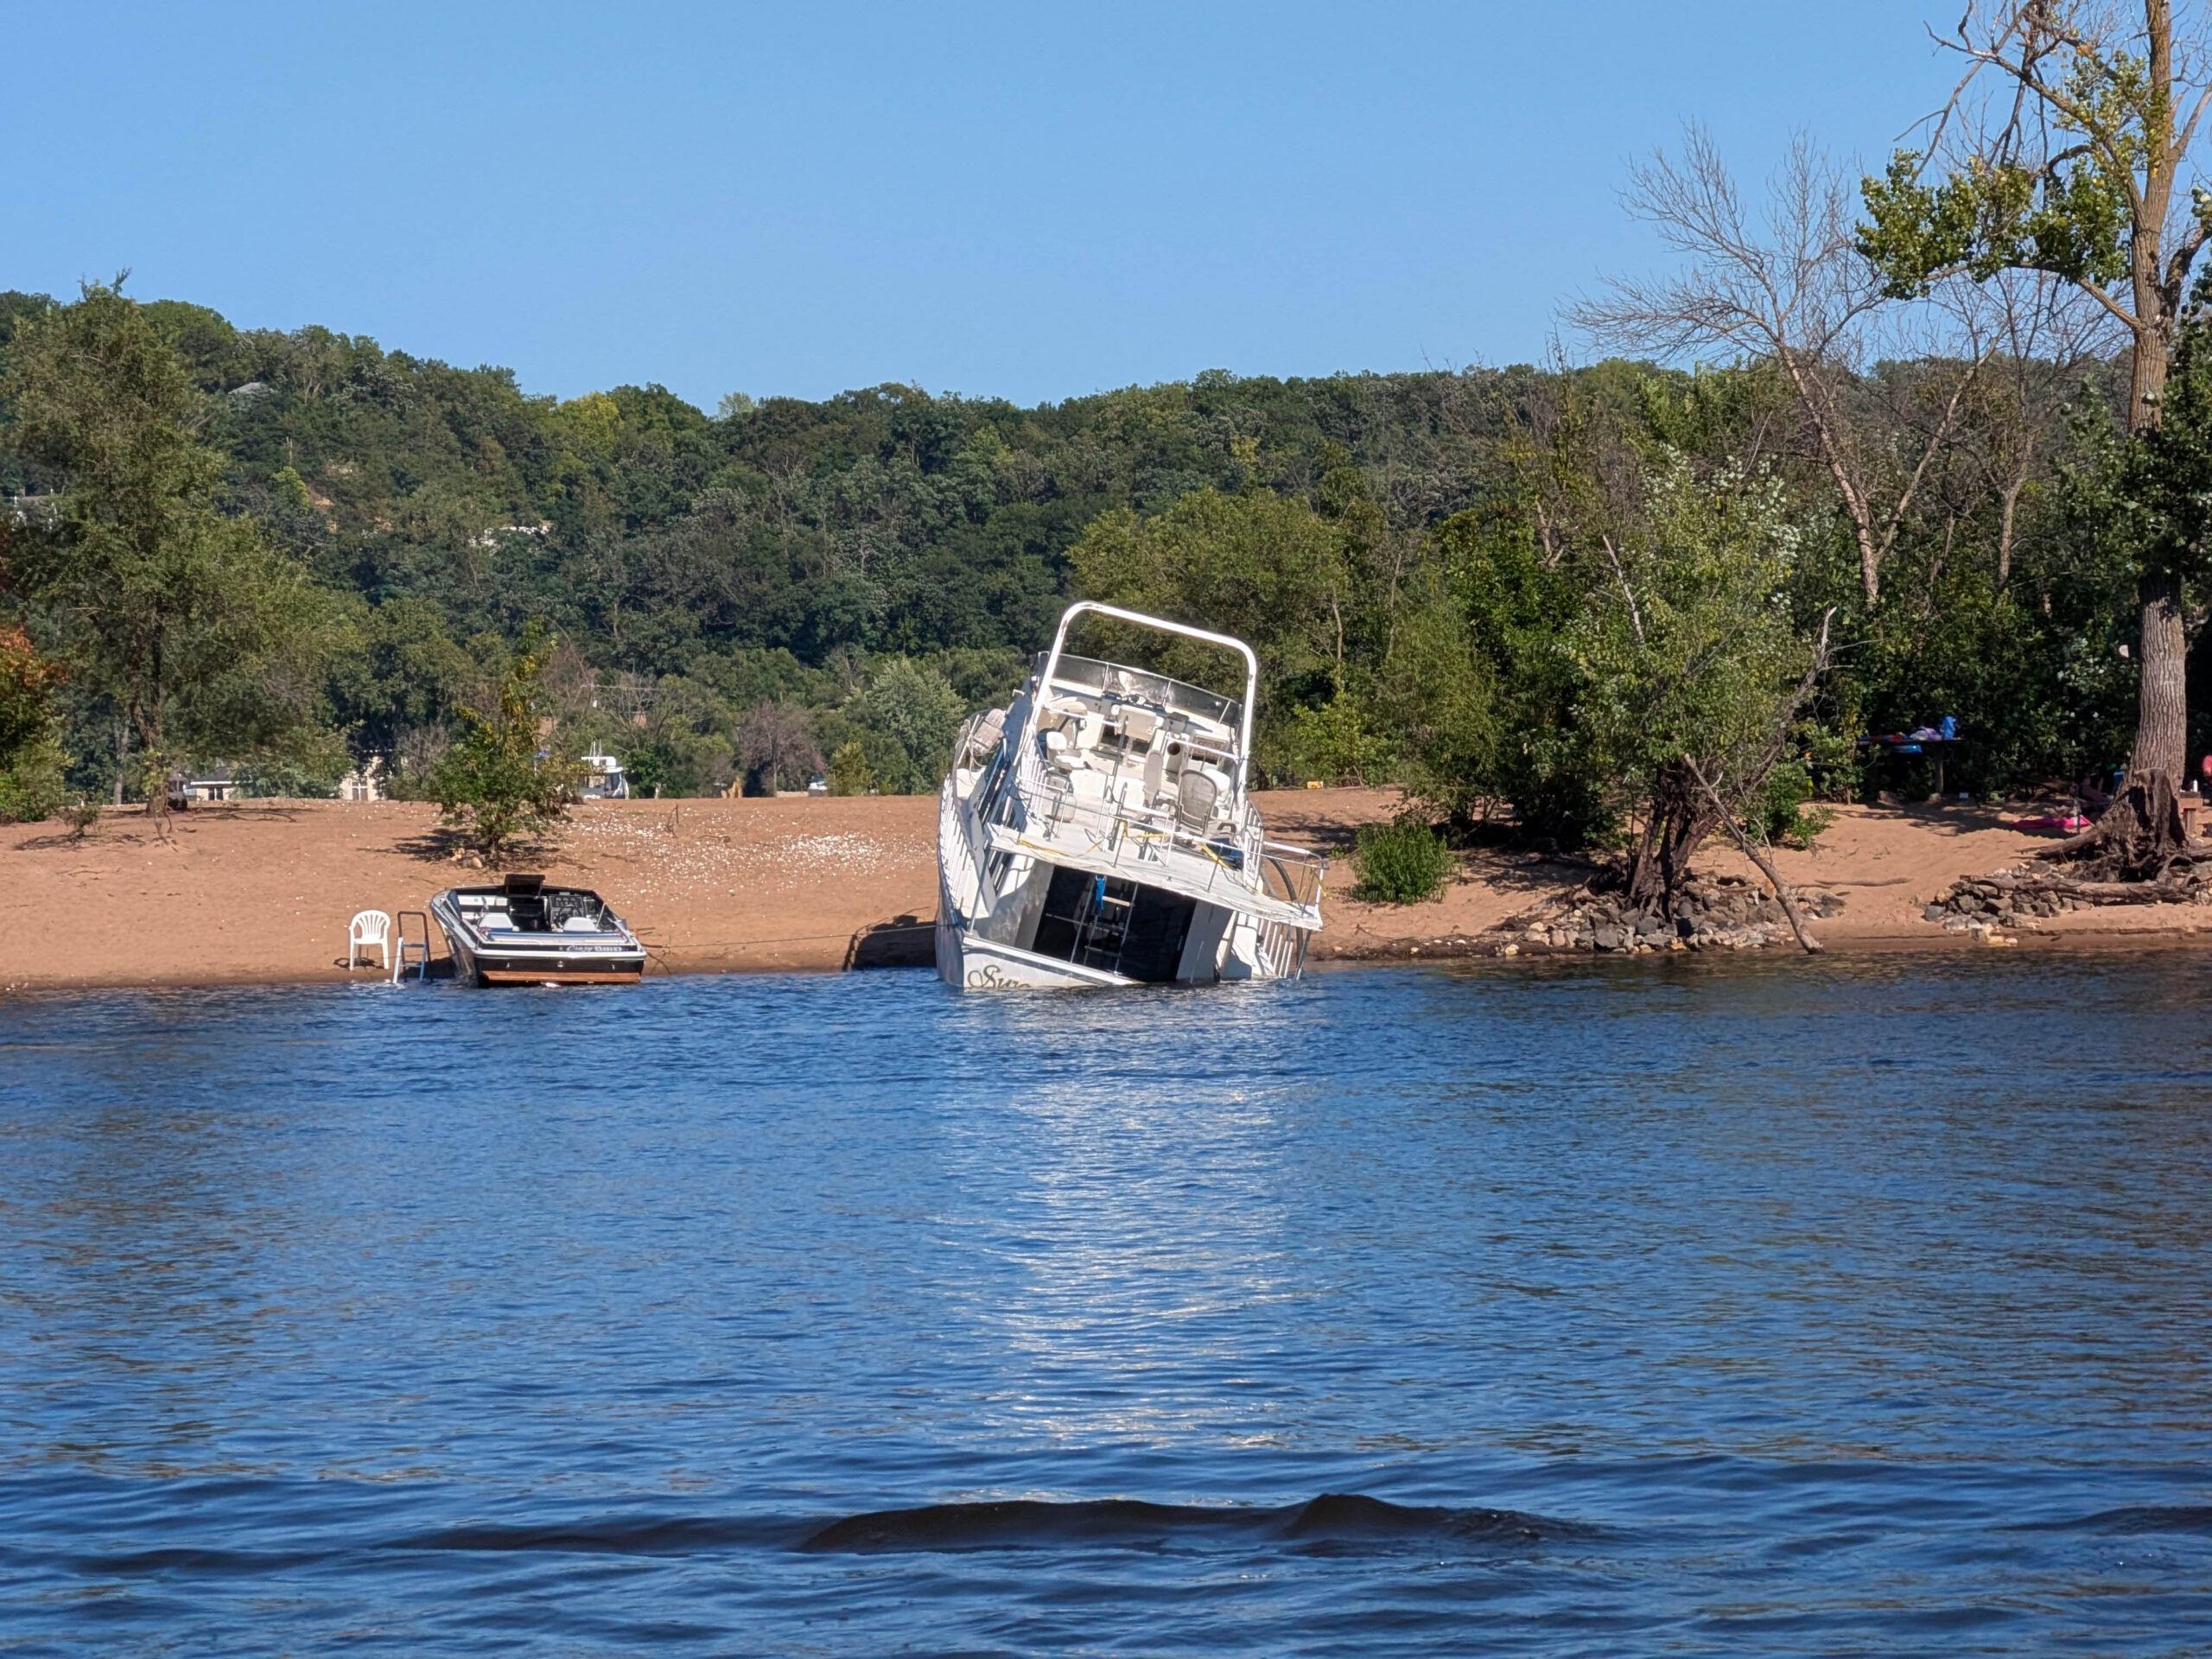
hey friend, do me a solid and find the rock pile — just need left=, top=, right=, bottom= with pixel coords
left=1516, top=875, right=1843, bottom=954
left=1922, top=872, right=2078, bottom=931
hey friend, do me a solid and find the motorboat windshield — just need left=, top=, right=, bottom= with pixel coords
left=1036, top=652, right=1243, bottom=735
left=448, top=874, right=626, bottom=937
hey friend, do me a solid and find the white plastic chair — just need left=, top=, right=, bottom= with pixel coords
left=346, top=909, right=392, bottom=970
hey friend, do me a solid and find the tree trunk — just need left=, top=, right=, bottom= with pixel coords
left=2131, top=320, right=2171, bottom=430
left=2040, top=769, right=2189, bottom=881
left=2114, top=226, right=2185, bottom=868
left=1997, top=479, right=2022, bottom=588
left=2106, top=313, right=2190, bottom=870
left=1624, top=762, right=1721, bottom=915
left=1682, top=754, right=1823, bottom=953
left=2108, top=0, right=2188, bottom=860
left=2133, top=569, right=2188, bottom=781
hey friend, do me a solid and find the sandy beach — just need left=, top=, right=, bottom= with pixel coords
left=3, top=788, right=2204, bottom=994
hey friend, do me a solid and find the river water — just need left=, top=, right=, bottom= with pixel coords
left=0, top=955, right=2207, bottom=1653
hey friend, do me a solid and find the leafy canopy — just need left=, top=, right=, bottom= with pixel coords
left=0, top=282, right=336, bottom=788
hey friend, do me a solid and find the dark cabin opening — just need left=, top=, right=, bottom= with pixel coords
left=1030, top=864, right=1196, bottom=982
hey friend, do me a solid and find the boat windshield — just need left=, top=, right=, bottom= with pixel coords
left=1039, top=653, right=1242, bottom=732
left=457, top=889, right=614, bottom=933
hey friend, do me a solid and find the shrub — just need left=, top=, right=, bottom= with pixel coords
left=1351, top=816, right=1453, bottom=904
left=0, top=738, right=67, bottom=823
left=1759, top=759, right=1835, bottom=849
left=825, top=741, right=874, bottom=796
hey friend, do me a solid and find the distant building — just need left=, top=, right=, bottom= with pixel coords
left=339, top=755, right=386, bottom=802
left=170, top=765, right=238, bottom=805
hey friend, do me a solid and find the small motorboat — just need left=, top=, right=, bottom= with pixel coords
left=429, top=873, right=647, bottom=986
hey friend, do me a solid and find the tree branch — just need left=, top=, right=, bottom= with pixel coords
left=1602, top=535, right=1646, bottom=645
left=1875, top=346, right=1989, bottom=569
left=1681, top=753, right=1824, bottom=953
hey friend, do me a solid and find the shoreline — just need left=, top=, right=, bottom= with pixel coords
left=7, top=924, right=2200, bottom=1001
left=7, top=791, right=2209, bottom=996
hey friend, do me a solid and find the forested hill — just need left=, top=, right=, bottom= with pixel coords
left=13, top=291, right=1511, bottom=666
left=0, top=283, right=2158, bottom=822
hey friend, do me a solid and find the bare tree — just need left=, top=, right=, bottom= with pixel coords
left=1942, top=271, right=2121, bottom=585
left=737, top=700, right=823, bottom=794
left=1573, top=128, right=1985, bottom=607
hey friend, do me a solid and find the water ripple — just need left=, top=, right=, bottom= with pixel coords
left=2, top=957, right=2209, bottom=1651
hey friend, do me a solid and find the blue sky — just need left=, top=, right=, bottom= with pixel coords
left=8, top=2, right=1951, bottom=409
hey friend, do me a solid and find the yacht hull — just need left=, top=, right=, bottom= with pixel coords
left=935, top=918, right=1134, bottom=990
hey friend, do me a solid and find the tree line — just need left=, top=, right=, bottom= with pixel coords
left=6, top=1, right=2212, bottom=906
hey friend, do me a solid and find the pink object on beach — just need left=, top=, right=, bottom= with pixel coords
left=2009, top=814, right=2089, bottom=834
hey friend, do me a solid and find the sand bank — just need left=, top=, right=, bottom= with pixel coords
left=0, top=794, right=939, bottom=993
left=1312, top=797, right=2212, bottom=963
left=3, top=790, right=2202, bottom=994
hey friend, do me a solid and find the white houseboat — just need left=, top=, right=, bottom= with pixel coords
left=935, top=601, right=1325, bottom=989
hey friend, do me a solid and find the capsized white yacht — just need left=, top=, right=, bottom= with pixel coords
left=936, top=601, right=1326, bottom=988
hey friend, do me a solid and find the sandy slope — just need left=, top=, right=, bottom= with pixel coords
left=3, top=790, right=2202, bottom=994
left=0, top=795, right=940, bottom=992
left=1307, top=798, right=2212, bottom=958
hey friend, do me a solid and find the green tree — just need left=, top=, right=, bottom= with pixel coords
left=323, top=595, right=476, bottom=760
left=0, top=624, right=67, bottom=821
left=433, top=626, right=579, bottom=861
left=1859, top=0, right=2212, bottom=791
left=1071, top=488, right=1344, bottom=694
left=851, top=657, right=964, bottom=793
left=1421, top=506, right=1599, bottom=840
left=1068, top=487, right=1351, bottom=771
left=0, top=282, right=336, bottom=807
left=1570, top=454, right=1827, bottom=912
left=825, top=740, right=874, bottom=795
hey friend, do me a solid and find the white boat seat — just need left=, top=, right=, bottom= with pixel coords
left=1176, top=767, right=1219, bottom=829
left=1117, top=708, right=1160, bottom=747
left=560, top=915, right=599, bottom=931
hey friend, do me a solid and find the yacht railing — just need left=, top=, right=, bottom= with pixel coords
left=1039, top=652, right=1242, bottom=731
left=1255, top=841, right=1327, bottom=909
left=986, top=741, right=1325, bottom=921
